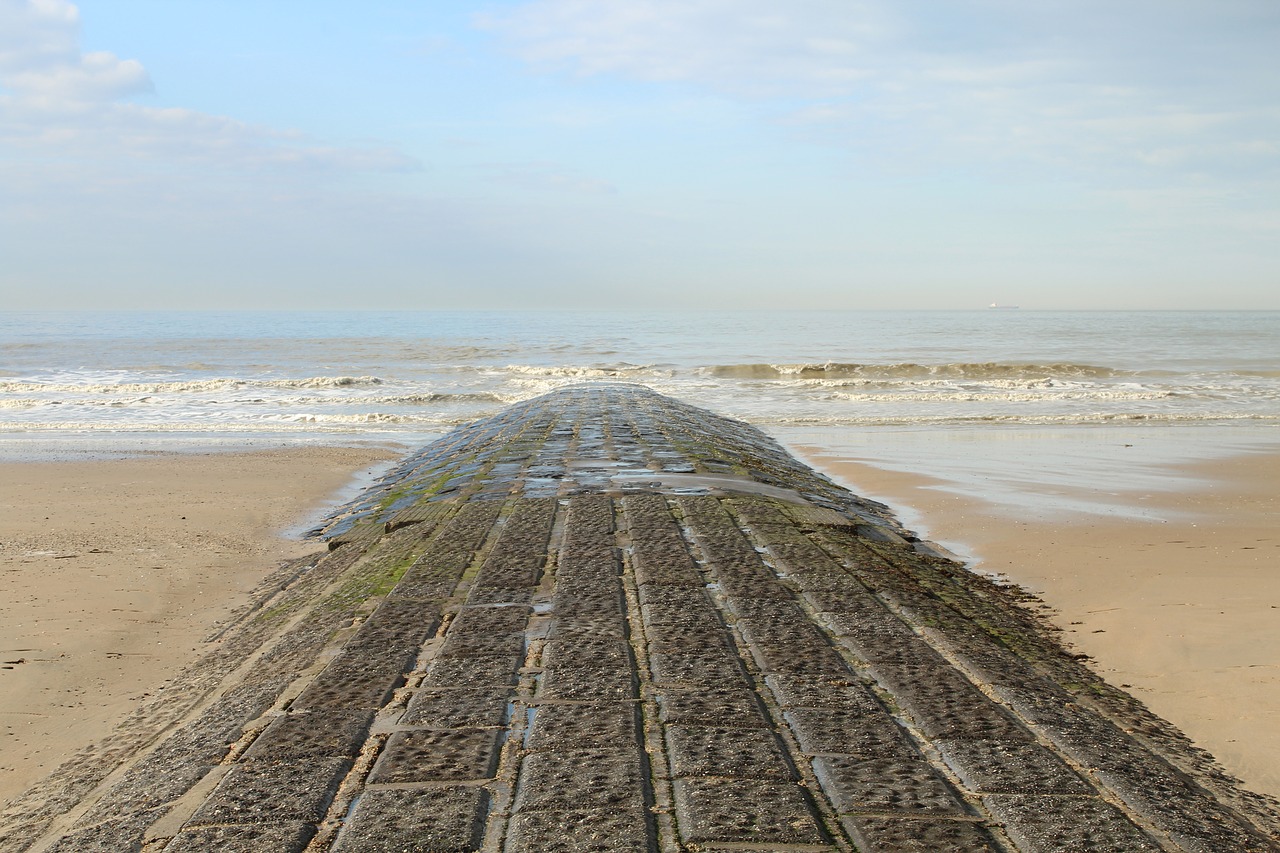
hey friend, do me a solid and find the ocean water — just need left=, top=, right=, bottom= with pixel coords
left=2, top=310, right=1279, bottom=513
left=3, top=310, right=1278, bottom=435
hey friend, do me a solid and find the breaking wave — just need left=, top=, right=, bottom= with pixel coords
left=758, top=412, right=1270, bottom=427
left=0, top=391, right=511, bottom=408
left=502, top=363, right=673, bottom=379
left=704, top=362, right=1127, bottom=382
left=0, top=376, right=387, bottom=394
left=826, top=389, right=1174, bottom=404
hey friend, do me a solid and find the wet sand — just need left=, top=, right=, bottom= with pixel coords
left=797, top=444, right=1280, bottom=800
left=0, top=445, right=401, bottom=804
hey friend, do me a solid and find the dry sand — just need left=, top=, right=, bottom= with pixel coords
left=0, top=445, right=401, bottom=804
left=799, top=445, right=1280, bottom=801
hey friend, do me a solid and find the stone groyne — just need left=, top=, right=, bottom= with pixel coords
left=3, top=385, right=1278, bottom=852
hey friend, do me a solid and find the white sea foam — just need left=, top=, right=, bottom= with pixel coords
left=1, top=310, right=1277, bottom=442
left=0, top=376, right=385, bottom=394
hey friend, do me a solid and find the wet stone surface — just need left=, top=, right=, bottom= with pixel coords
left=242, top=710, right=374, bottom=762
left=812, top=755, right=969, bottom=816
left=369, top=728, right=503, bottom=783
left=332, top=787, right=489, bottom=853
left=841, top=816, right=1000, bottom=853
left=936, top=738, right=1093, bottom=795
left=982, top=794, right=1164, bottom=852
left=14, top=385, right=1279, bottom=853
left=187, top=756, right=352, bottom=826
left=525, top=701, right=638, bottom=752
left=785, top=707, right=917, bottom=758
left=671, top=778, right=827, bottom=845
left=402, top=686, right=513, bottom=730
left=655, top=686, right=769, bottom=728
left=664, top=725, right=793, bottom=780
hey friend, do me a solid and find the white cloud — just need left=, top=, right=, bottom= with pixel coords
left=0, top=0, right=78, bottom=72
left=0, top=0, right=417, bottom=174
left=0, top=0, right=150, bottom=102
left=5, top=50, right=151, bottom=102
left=479, top=0, right=889, bottom=97
left=483, top=0, right=1280, bottom=186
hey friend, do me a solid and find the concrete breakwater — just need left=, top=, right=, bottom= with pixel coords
left=3, top=384, right=1278, bottom=852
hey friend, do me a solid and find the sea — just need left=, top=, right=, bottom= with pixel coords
left=3, top=310, right=1278, bottom=521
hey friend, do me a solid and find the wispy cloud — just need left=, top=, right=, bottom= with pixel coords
left=482, top=0, right=1280, bottom=186
left=480, top=160, right=616, bottom=194
left=478, top=0, right=889, bottom=97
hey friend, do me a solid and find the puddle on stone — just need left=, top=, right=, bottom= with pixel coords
left=523, top=706, right=538, bottom=746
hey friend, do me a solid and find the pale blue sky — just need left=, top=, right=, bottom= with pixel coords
left=2, top=0, right=1278, bottom=310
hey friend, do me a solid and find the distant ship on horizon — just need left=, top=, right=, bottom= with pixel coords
left=988, top=302, right=1020, bottom=309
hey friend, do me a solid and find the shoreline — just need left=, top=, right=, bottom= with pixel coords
left=794, top=442, right=1280, bottom=800
left=0, top=445, right=402, bottom=804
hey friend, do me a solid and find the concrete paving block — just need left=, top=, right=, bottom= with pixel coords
left=44, top=809, right=168, bottom=853
left=936, top=738, right=1093, bottom=795
left=513, top=747, right=647, bottom=814
left=548, top=615, right=628, bottom=638
left=665, top=725, right=792, bottom=780
left=648, top=651, right=745, bottom=686
left=505, top=803, right=651, bottom=853
left=932, top=630, right=1045, bottom=687
left=466, top=586, right=535, bottom=605
left=525, top=701, right=638, bottom=752
left=369, top=728, right=503, bottom=783
left=636, top=584, right=715, bottom=611
left=290, top=659, right=410, bottom=711
left=439, top=630, right=527, bottom=660
left=645, top=623, right=731, bottom=654
left=188, top=756, right=351, bottom=826
left=655, top=686, right=770, bottom=728
left=426, top=654, right=522, bottom=689
left=473, top=565, right=542, bottom=588
left=812, top=755, right=968, bottom=816
left=722, top=597, right=808, bottom=623
left=403, top=687, right=512, bottom=730
left=632, top=559, right=703, bottom=588
left=164, top=822, right=317, bottom=853
left=982, top=794, right=1162, bottom=852
left=671, top=777, right=826, bottom=845
left=841, top=816, right=999, bottom=852
left=817, top=608, right=917, bottom=641
left=1094, top=763, right=1277, bottom=852
left=901, top=691, right=1034, bottom=742
left=764, top=674, right=881, bottom=713
left=242, top=709, right=374, bottom=761
left=544, top=632, right=631, bottom=668
left=784, top=708, right=915, bottom=759
left=734, top=616, right=829, bottom=647
left=450, top=605, right=534, bottom=635
left=748, top=638, right=851, bottom=675
left=539, top=664, right=635, bottom=701
left=550, top=590, right=625, bottom=620
left=717, top=575, right=798, bottom=600
left=333, top=786, right=489, bottom=853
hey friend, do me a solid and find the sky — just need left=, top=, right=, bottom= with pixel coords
left=1, top=0, right=1278, bottom=311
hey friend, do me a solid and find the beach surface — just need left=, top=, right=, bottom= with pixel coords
left=796, top=440, right=1280, bottom=801
left=0, top=445, right=401, bottom=804
left=2, top=423, right=1277, bottom=817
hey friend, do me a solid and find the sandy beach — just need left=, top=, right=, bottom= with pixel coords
left=797, top=443, right=1280, bottom=801
left=0, top=445, right=401, bottom=804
